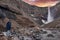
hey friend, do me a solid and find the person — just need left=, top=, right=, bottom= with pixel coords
left=5, top=19, right=12, bottom=36
left=6, top=20, right=11, bottom=31
left=3, top=19, right=12, bottom=37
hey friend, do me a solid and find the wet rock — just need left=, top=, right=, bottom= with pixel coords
left=51, top=30, right=57, bottom=34
left=19, top=36, right=33, bottom=40
left=32, top=34, right=42, bottom=40
left=32, top=31, right=42, bottom=40
left=20, top=36, right=24, bottom=40
left=47, top=34, right=55, bottom=38
left=40, top=29, right=47, bottom=34
left=42, top=31, right=47, bottom=34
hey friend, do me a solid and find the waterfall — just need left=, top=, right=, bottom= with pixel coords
left=47, top=7, right=54, bottom=23
left=42, top=7, right=54, bottom=24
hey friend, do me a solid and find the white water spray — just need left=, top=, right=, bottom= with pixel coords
left=47, top=7, right=54, bottom=23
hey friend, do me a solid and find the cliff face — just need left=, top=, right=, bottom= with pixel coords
left=0, top=0, right=60, bottom=25
left=0, top=0, right=60, bottom=40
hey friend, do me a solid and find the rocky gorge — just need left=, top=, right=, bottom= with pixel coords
left=0, top=0, right=60, bottom=40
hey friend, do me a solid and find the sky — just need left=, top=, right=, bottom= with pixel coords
left=22, top=0, right=59, bottom=7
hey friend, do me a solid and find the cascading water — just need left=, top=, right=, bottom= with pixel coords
left=42, top=7, right=54, bottom=24
left=47, top=7, right=54, bottom=23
